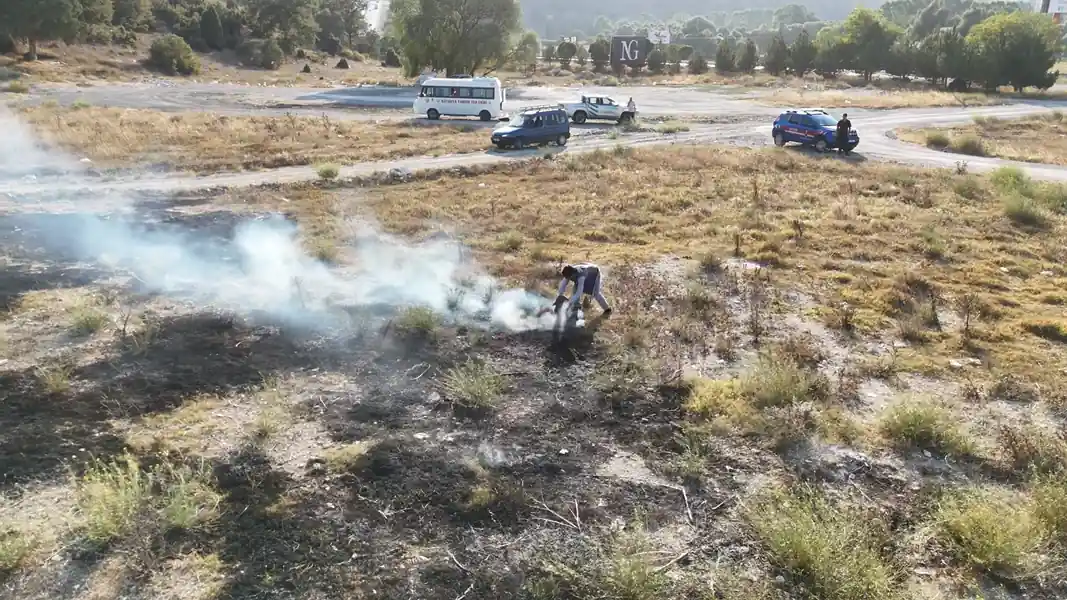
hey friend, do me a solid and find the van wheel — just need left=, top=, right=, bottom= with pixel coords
left=814, top=137, right=828, bottom=152
left=478, top=110, right=491, bottom=122
left=619, top=112, right=633, bottom=124
left=773, top=132, right=785, bottom=147
left=512, top=138, right=524, bottom=150
left=556, top=134, right=568, bottom=146
left=427, top=109, right=440, bottom=120
left=573, top=111, right=587, bottom=124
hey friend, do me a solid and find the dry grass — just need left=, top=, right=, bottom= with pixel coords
left=900, top=113, right=1067, bottom=167
left=748, top=485, right=899, bottom=600
left=763, top=88, right=1010, bottom=109
left=935, top=487, right=1054, bottom=579
left=879, top=397, right=976, bottom=457
left=16, top=105, right=487, bottom=173
left=312, top=145, right=1067, bottom=386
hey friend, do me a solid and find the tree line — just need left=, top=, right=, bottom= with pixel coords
left=0, top=0, right=384, bottom=70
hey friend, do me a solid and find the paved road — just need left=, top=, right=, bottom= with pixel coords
left=4, top=81, right=1067, bottom=198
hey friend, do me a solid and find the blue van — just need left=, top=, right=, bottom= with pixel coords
left=490, top=104, right=570, bottom=150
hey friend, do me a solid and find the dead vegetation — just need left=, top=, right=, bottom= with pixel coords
left=15, top=104, right=489, bottom=173
left=3, top=144, right=1067, bottom=599
left=899, top=112, right=1067, bottom=166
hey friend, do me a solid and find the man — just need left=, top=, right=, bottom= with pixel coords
left=627, top=97, right=637, bottom=113
left=836, top=113, right=852, bottom=154
left=554, top=263, right=612, bottom=316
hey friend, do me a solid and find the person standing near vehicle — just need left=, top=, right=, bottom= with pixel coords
left=627, top=97, right=636, bottom=113
left=554, top=263, right=612, bottom=316
left=836, top=113, right=852, bottom=154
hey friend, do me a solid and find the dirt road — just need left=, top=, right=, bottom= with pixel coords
left=4, top=81, right=1067, bottom=198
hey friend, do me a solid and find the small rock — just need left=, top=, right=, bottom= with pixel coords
left=414, top=432, right=430, bottom=440
left=774, top=575, right=785, bottom=585
left=559, top=448, right=569, bottom=455
left=922, top=450, right=932, bottom=458
left=913, top=567, right=936, bottom=576
left=1041, top=270, right=1054, bottom=276
left=79, top=157, right=92, bottom=164
left=427, top=391, right=441, bottom=404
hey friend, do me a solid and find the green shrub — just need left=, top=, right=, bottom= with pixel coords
left=3, top=81, right=29, bottom=94
left=990, top=166, right=1033, bottom=196
left=237, top=38, right=284, bottom=70
left=924, top=131, right=950, bottom=148
left=950, top=134, right=987, bottom=156
left=1003, top=194, right=1050, bottom=228
left=148, top=34, right=201, bottom=76
left=880, top=398, right=975, bottom=457
left=749, top=486, right=898, bottom=600
left=315, top=163, right=340, bottom=180
left=936, top=487, right=1051, bottom=578
left=442, top=360, right=505, bottom=410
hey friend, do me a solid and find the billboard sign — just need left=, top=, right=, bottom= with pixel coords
left=610, top=36, right=651, bottom=66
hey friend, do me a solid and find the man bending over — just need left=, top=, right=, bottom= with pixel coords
left=554, top=263, right=613, bottom=315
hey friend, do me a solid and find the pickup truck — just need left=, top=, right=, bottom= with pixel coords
left=562, top=96, right=637, bottom=124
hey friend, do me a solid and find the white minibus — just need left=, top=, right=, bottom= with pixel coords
left=413, top=76, right=504, bottom=121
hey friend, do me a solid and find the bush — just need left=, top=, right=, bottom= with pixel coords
left=879, top=398, right=974, bottom=457
left=990, top=166, right=1032, bottom=196
left=688, top=54, right=709, bottom=75
left=148, top=34, right=201, bottom=76
left=382, top=48, right=401, bottom=67
left=236, top=39, right=284, bottom=70
left=936, top=487, right=1051, bottom=578
left=950, top=134, right=987, bottom=156
left=924, top=131, right=950, bottom=149
left=748, top=486, right=897, bottom=600
left=647, top=49, right=666, bottom=74
left=315, top=163, right=340, bottom=180
left=442, top=360, right=506, bottom=410
left=1003, top=194, right=1049, bottom=228
left=3, top=81, right=29, bottom=94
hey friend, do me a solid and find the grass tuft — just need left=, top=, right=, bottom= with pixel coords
left=442, top=359, right=505, bottom=410
left=393, top=306, right=439, bottom=339
left=936, top=487, right=1051, bottom=579
left=1022, top=319, right=1067, bottom=344
left=315, top=163, right=340, bottom=180
left=748, top=485, right=898, bottom=600
left=3, top=81, right=29, bottom=94
left=1002, top=194, right=1050, bottom=228
left=879, top=398, right=975, bottom=457
left=739, top=352, right=829, bottom=409
left=159, top=461, right=223, bottom=531
left=998, top=423, right=1067, bottom=475
left=75, top=454, right=153, bottom=544
left=68, top=306, right=109, bottom=336
left=321, top=441, right=376, bottom=472
left=0, top=527, right=36, bottom=573
left=36, top=364, right=73, bottom=394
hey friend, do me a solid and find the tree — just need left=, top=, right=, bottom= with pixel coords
left=556, top=40, right=576, bottom=67
left=841, top=8, right=900, bottom=82
left=789, top=29, right=817, bottom=76
left=149, top=34, right=201, bottom=75
left=677, top=45, right=694, bottom=61
left=317, top=0, right=369, bottom=49
left=513, top=31, right=540, bottom=73
left=200, top=6, right=225, bottom=50
left=575, top=44, right=588, bottom=67
left=112, top=0, right=149, bottom=29
left=773, top=4, right=817, bottom=27
left=714, top=38, right=735, bottom=73
left=885, top=39, right=915, bottom=79
left=588, top=38, right=609, bottom=70
left=79, top=0, right=114, bottom=26
left=0, top=0, right=80, bottom=59
left=248, top=0, right=319, bottom=52
left=967, top=11, right=1060, bottom=92
left=737, top=39, right=758, bottom=72
left=647, top=48, right=666, bottom=73
left=763, top=34, right=789, bottom=75
left=688, top=53, right=708, bottom=75
left=392, top=0, right=521, bottom=77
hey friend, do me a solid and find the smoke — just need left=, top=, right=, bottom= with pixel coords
left=0, top=106, right=558, bottom=333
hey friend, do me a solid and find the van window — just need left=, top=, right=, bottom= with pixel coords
left=459, top=87, right=472, bottom=98
left=420, top=86, right=433, bottom=97
left=471, top=88, right=495, bottom=99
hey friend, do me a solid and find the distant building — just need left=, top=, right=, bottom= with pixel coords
left=1037, top=0, right=1067, bottom=23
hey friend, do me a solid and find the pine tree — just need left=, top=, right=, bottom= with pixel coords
left=200, top=5, right=224, bottom=50
left=714, top=38, right=735, bottom=73
left=738, top=39, right=758, bottom=72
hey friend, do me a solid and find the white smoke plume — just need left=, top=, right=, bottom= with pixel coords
left=0, top=106, right=558, bottom=333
